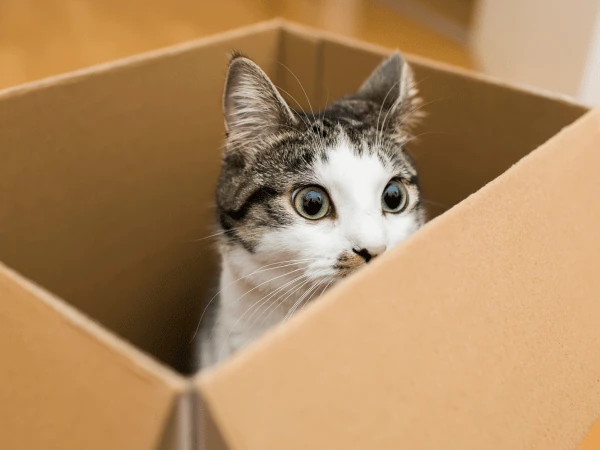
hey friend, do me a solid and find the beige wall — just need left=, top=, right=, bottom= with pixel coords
left=472, top=0, right=600, bottom=100
left=580, top=8, right=600, bottom=105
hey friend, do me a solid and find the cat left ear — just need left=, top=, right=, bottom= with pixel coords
left=356, top=52, right=420, bottom=129
left=223, top=53, right=298, bottom=150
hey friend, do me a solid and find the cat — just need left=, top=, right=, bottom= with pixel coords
left=197, top=51, right=426, bottom=370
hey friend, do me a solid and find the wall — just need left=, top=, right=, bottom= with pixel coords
left=579, top=8, right=600, bottom=105
left=472, top=0, right=600, bottom=102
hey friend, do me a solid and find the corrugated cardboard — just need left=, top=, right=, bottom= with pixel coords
left=581, top=420, right=600, bottom=450
left=199, top=107, right=600, bottom=450
left=1, top=18, right=599, bottom=450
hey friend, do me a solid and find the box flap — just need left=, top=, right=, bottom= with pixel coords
left=0, top=262, right=185, bottom=450
left=198, top=109, right=600, bottom=450
left=581, top=420, right=600, bottom=450
left=0, top=20, right=282, bottom=371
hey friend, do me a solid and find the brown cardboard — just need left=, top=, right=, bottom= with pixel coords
left=0, top=20, right=285, bottom=449
left=0, top=20, right=282, bottom=372
left=0, top=261, right=186, bottom=450
left=0, top=18, right=598, bottom=450
left=199, top=107, right=600, bottom=450
left=581, top=420, right=600, bottom=450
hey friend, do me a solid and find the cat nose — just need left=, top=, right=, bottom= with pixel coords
left=353, top=245, right=386, bottom=263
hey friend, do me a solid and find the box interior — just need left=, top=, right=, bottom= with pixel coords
left=0, top=23, right=588, bottom=373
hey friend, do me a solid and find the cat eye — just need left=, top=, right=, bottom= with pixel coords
left=292, top=186, right=331, bottom=220
left=382, top=180, right=408, bottom=213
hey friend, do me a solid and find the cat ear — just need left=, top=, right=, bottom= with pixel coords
left=356, top=52, right=421, bottom=129
left=223, top=53, right=298, bottom=149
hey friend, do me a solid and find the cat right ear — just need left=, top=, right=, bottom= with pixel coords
left=223, top=53, right=298, bottom=150
left=356, top=52, right=421, bottom=130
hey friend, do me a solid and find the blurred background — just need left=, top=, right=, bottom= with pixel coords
left=1, top=0, right=598, bottom=104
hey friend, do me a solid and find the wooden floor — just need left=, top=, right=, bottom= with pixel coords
left=0, top=0, right=473, bottom=90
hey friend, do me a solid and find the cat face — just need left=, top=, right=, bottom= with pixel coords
left=216, top=52, right=425, bottom=288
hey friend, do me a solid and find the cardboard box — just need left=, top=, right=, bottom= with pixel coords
left=1, top=19, right=599, bottom=450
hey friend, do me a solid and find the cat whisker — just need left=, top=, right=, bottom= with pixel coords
left=401, top=130, right=448, bottom=148
left=253, top=271, right=322, bottom=328
left=400, top=96, right=451, bottom=128
left=276, top=61, right=332, bottom=157
left=275, top=84, right=328, bottom=157
left=289, top=274, right=336, bottom=319
left=217, top=272, right=310, bottom=360
left=191, top=258, right=319, bottom=341
left=320, top=84, right=330, bottom=121
left=291, top=277, right=336, bottom=317
left=254, top=274, right=316, bottom=330
left=377, top=130, right=440, bottom=163
left=405, top=75, right=430, bottom=94
left=243, top=272, right=311, bottom=333
left=284, top=278, right=323, bottom=321
left=259, top=269, right=330, bottom=328
left=321, top=277, right=336, bottom=296
left=185, top=230, right=228, bottom=243
left=276, top=85, right=314, bottom=129
left=422, top=198, right=451, bottom=212
left=283, top=284, right=315, bottom=321
left=205, top=264, right=314, bottom=345
left=277, top=61, right=316, bottom=118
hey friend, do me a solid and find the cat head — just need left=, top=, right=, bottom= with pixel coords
left=216, top=51, right=425, bottom=288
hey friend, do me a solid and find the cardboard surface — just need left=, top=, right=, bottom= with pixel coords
left=0, top=19, right=598, bottom=450
left=0, top=21, right=281, bottom=371
left=581, top=420, right=600, bottom=450
left=199, top=109, right=600, bottom=450
left=0, top=21, right=284, bottom=450
left=0, top=262, right=185, bottom=449
left=277, top=27, right=322, bottom=112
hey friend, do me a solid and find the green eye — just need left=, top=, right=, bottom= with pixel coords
left=382, top=180, right=408, bottom=213
left=293, top=186, right=331, bottom=220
